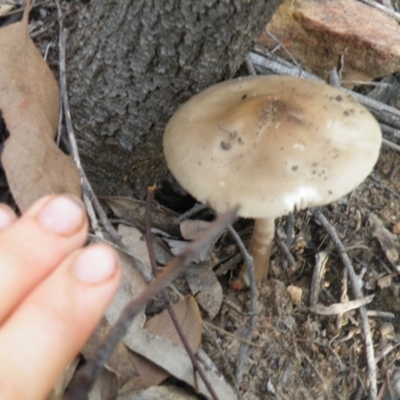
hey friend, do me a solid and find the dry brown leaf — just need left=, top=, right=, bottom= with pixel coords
left=83, top=247, right=148, bottom=392
left=185, top=265, right=223, bottom=319
left=121, top=327, right=236, bottom=399
left=0, top=20, right=80, bottom=211
left=47, top=358, right=79, bottom=400
left=83, top=318, right=140, bottom=389
left=0, top=5, right=14, bottom=17
left=130, top=296, right=203, bottom=388
left=180, top=219, right=210, bottom=240
left=87, top=368, right=119, bottom=400
left=102, top=196, right=180, bottom=236
left=369, top=213, right=399, bottom=265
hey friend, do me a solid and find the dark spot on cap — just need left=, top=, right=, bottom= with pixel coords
left=335, top=95, right=343, bottom=102
left=238, top=137, right=244, bottom=145
left=292, top=165, right=299, bottom=171
left=328, top=190, right=333, bottom=195
left=221, top=141, right=231, bottom=150
left=241, top=94, right=247, bottom=100
left=344, top=109, right=354, bottom=116
left=229, top=130, right=237, bottom=140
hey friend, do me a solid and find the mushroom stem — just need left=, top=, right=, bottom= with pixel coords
left=242, top=217, right=275, bottom=283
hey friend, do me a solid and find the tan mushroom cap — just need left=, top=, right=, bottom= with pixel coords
left=163, top=76, right=382, bottom=218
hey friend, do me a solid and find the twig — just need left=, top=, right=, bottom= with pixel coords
left=265, top=30, right=302, bottom=69
left=145, top=185, right=220, bottom=400
left=227, top=225, right=258, bottom=388
left=382, top=138, right=400, bottom=153
left=274, top=230, right=296, bottom=267
left=298, top=348, right=328, bottom=393
left=203, top=321, right=262, bottom=347
left=201, top=324, right=239, bottom=397
left=222, top=299, right=257, bottom=317
left=177, top=202, right=209, bottom=223
left=310, top=295, right=374, bottom=315
left=244, top=55, right=257, bottom=76
left=313, top=208, right=377, bottom=400
left=310, top=250, right=329, bottom=306
left=367, top=310, right=395, bottom=319
left=285, top=212, right=295, bottom=248
left=248, top=51, right=400, bottom=131
left=64, top=206, right=238, bottom=400
left=369, top=174, right=400, bottom=202
left=56, top=2, right=119, bottom=242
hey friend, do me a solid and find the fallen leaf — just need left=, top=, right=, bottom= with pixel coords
left=0, top=5, right=13, bottom=17
left=369, top=213, right=399, bottom=265
left=118, top=224, right=172, bottom=268
left=47, top=358, right=79, bottom=400
left=121, top=326, right=236, bottom=399
left=0, top=18, right=80, bottom=211
left=180, top=219, right=211, bottom=240
left=130, top=296, right=203, bottom=388
left=102, top=196, right=180, bottom=236
left=83, top=250, right=148, bottom=389
left=185, top=265, right=223, bottom=319
left=87, top=368, right=119, bottom=400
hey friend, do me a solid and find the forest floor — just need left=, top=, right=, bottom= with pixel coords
left=19, top=1, right=400, bottom=399
left=157, top=144, right=400, bottom=400
left=201, top=145, right=400, bottom=400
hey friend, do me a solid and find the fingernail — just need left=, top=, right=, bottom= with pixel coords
left=37, top=196, right=85, bottom=235
left=72, top=245, right=118, bottom=284
left=0, top=206, right=14, bottom=230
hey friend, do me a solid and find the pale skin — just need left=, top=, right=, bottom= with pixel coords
left=0, top=195, right=121, bottom=400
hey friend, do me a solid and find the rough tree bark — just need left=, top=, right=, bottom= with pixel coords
left=66, top=0, right=281, bottom=203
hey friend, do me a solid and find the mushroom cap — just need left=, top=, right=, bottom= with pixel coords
left=163, top=76, right=382, bottom=218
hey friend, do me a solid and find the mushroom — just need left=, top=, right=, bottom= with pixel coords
left=163, top=75, right=382, bottom=283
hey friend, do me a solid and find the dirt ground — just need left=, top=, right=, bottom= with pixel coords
left=159, top=145, right=400, bottom=400
left=203, top=146, right=400, bottom=400
left=17, top=2, right=400, bottom=399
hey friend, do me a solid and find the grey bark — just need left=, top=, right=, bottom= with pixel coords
left=66, top=0, right=281, bottom=201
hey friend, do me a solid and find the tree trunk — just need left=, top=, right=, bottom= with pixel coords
left=66, top=0, right=281, bottom=203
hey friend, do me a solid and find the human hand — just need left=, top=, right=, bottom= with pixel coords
left=0, top=195, right=121, bottom=400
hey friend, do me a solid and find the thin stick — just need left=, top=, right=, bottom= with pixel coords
left=313, top=208, right=377, bottom=400
left=228, top=225, right=258, bottom=387
left=56, top=2, right=119, bottom=241
left=248, top=51, right=400, bottom=130
left=244, top=55, right=257, bottom=76
left=203, top=321, right=261, bottom=347
left=382, top=138, right=400, bottom=153
left=145, top=185, right=220, bottom=400
left=64, top=207, right=238, bottom=400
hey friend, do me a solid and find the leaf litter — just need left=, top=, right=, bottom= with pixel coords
left=26, top=2, right=400, bottom=399
left=0, top=6, right=80, bottom=212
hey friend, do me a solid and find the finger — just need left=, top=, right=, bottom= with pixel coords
left=0, top=195, right=88, bottom=321
left=0, top=244, right=120, bottom=400
left=0, top=204, right=16, bottom=232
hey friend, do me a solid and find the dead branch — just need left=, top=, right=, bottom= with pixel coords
left=64, top=206, right=238, bottom=400
left=313, top=208, right=377, bottom=400
left=145, top=186, right=220, bottom=400
left=227, top=225, right=258, bottom=388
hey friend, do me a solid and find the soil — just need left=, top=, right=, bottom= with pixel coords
left=202, top=146, right=400, bottom=400
left=19, top=1, right=400, bottom=399
left=161, top=145, right=400, bottom=400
